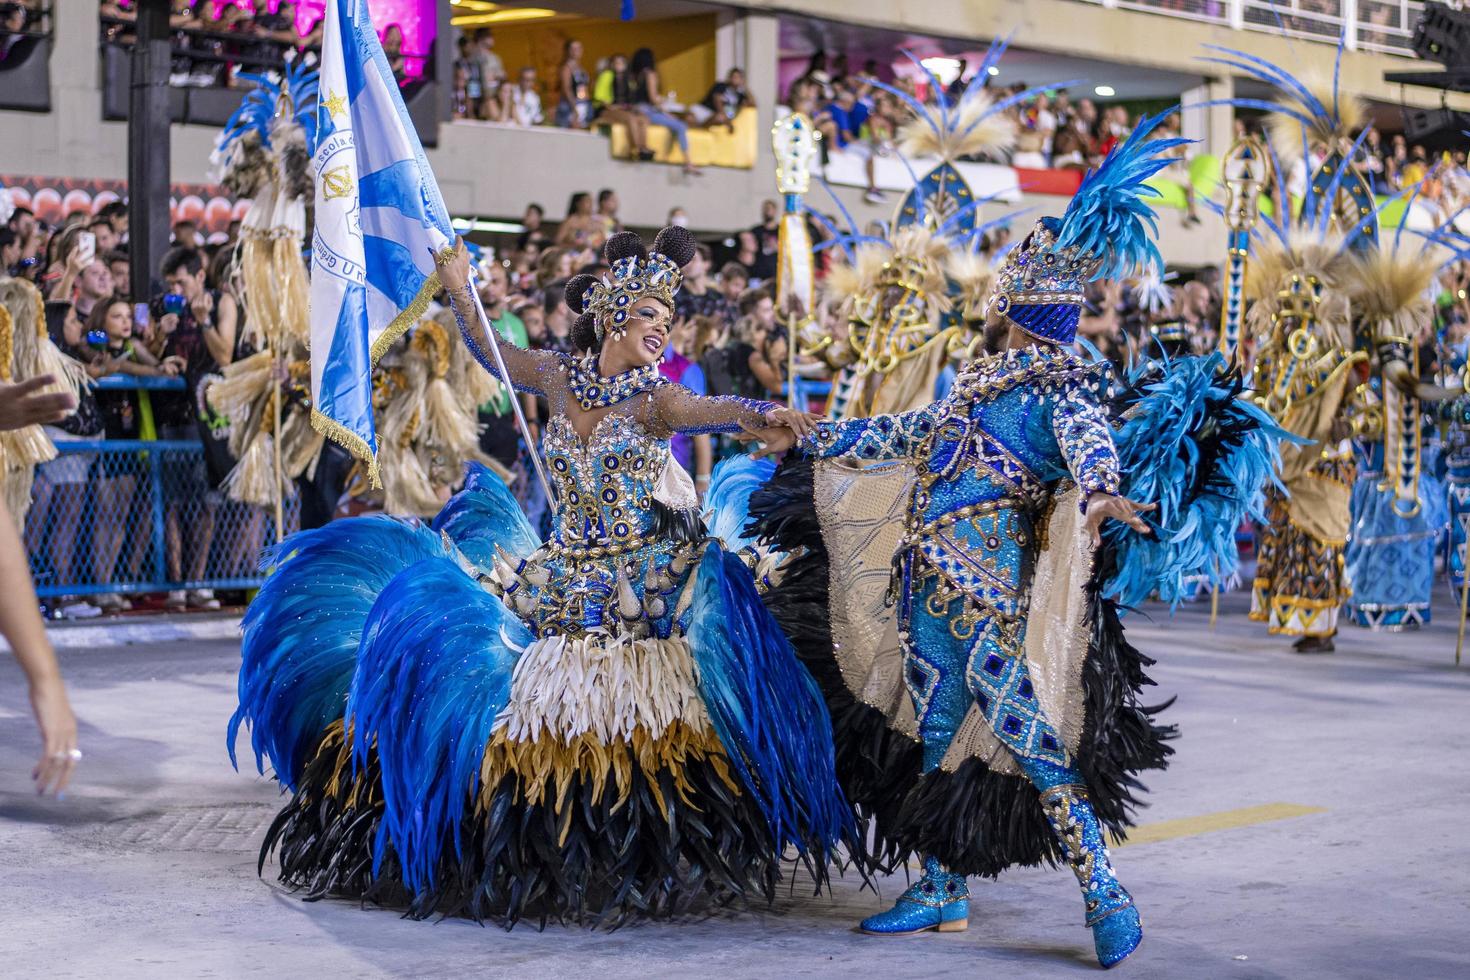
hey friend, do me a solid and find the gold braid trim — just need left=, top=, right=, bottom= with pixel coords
left=477, top=721, right=738, bottom=843
left=368, top=270, right=443, bottom=365
left=0, top=304, right=13, bottom=382
left=310, top=407, right=380, bottom=489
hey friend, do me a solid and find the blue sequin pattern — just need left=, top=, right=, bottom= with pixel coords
left=801, top=345, right=1121, bottom=768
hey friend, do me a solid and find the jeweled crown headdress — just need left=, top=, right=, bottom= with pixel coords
left=991, top=111, right=1189, bottom=346
left=565, top=227, right=696, bottom=343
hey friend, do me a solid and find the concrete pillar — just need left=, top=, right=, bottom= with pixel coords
left=743, top=14, right=779, bottom=151
left=714, top=9, right=740, bottom=79
left=1181, top=78, right=1233, bottom=158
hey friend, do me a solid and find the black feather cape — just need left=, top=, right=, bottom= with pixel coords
left=747, top=455, right=1175, bottom=877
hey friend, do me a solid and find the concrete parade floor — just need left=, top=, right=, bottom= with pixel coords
left=2, top=587, right=1468, bottom=980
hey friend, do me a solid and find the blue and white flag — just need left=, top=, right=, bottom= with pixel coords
left=309, top=0, right=452, bottom=483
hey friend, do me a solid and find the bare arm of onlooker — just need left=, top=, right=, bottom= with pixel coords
left=48, top=247, right=86, bottom=303
left=0, top=376, right=74, bottom=430
left=0, top=500, right=79, bottom=796
left=203, top=292, right=238, bottom=366
left=748, top=341, right=786, bottom=398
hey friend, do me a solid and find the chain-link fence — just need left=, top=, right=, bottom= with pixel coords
left=24, top=377, right=298, bottom=600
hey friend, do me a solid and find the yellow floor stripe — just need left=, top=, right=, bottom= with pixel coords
left=1111, top=802, right=1326, bottom=848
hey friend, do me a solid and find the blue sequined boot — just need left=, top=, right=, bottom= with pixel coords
left=1038, top=784, right=1142, bottom=969
left=859, top=856, right=970, bottom=936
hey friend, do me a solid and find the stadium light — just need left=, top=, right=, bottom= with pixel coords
left=920, top=57, right=963, bottom=86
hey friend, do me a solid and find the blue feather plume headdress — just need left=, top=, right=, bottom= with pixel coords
left=211, top=55, right=320, bottom=199
left=811, top=41, right=1034, bottom=331
left=991, top=111, right=1190, bottom=345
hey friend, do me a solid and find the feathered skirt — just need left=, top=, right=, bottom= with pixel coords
left=229, top=464, right=856, bottom=926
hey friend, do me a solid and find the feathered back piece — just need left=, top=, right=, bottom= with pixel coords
left=824, top=225, right=953, bottom=318
left=1242, top=229, right=1355, bottom=351
left=1200, top=43, right=1364, bottom=164
left=1348, top=247, right=1439, bottom=330
left=945, top=249, right=995, bottom=321
left=1055, top=111, right=1189, bottom=281
left=991, top=111, right=1188, bottom=345
left=215, top=56, right=320, bottom=163
left=879, top=41, right=1039, bottom=164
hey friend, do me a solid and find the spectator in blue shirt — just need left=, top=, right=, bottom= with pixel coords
left=817, top=85, right=882, bottom=203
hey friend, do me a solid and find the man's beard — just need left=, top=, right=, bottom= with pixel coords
left=980, top=317, right=1009, bottom=354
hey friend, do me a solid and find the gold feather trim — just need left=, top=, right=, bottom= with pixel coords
left=1264, top=72, right=1366, bottom=163
left=945, top=250, right=995, bottom=320
left=898, top=90, right=1016, bottom=162
left=477, top=721, right=737, bottom=830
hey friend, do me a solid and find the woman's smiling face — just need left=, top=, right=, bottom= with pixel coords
left=607, top=297, right=671, bottom=369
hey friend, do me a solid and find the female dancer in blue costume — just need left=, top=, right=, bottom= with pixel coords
left=228, top=225, right=857, bottom=926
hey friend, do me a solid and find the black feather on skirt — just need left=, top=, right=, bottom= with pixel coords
left=262, top=728, right=798, bottom=928
left=747, top=455, right=1175, bottom=878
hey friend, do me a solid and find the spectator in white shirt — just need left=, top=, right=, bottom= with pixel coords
left=502, top=66, right=544, bottom=127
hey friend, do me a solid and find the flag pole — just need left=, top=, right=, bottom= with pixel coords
left=462, top=280, right=557, bottom=509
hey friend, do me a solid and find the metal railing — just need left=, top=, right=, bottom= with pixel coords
left=24, top=376, right=297, bottom=600
left=1081, top=0, right=1423, bottom=56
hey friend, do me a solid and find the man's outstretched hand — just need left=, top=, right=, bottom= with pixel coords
left=1083, top=491, right=1156, bottom=547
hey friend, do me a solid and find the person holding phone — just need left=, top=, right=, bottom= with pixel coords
left=153, top=247, right=237, bottom=611
left=84, top=295, right=183, bottom=613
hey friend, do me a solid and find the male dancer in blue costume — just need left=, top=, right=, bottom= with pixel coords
left=749, top=115, right=1186, bottom=968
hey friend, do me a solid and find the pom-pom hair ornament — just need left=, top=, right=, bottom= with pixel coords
left=567, top=226, right=696, bottom=350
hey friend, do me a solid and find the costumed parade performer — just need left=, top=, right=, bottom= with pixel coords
left=1213, top=41, right=1377, bottom=652
left=229, top=226, right=858, bottom=924
left=0, top=277, right=85, bottom=527
left=359, top=309, right=500, bottom=516
left=808, top=48, right=1025, bottom=420
left=231, top=1, right=854, bottom=924
left=1342, top=228, right=1467, bottom=630
left=746, top=111, right=1280, bottom=968
left=205, top=59, right=323, bottom=522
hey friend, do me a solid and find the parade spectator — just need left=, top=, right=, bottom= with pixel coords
left=84, top=295, right=180, bottom=613
left=515, top=202, right=550, bottom=253
left=743, top=198, right=779, bottom=283
left=555, top=192, right=605, bottom=252
left=695, top=67, right=753, bottom=127
left=630, top=47, right=697, bottom=176
left=452, top=34, right=484, bottom=120
left=472, top=260, right=530, bottom=470
left=502, top=65, right=544, bottom=127
left=816, top=83, right=882, bottom=203
left=592, top=52, right=654, bottom=161
left=596, top=188, right=623, bottom=237
left=555, top=38, right=592, bottom=129
left=155, top=245, right=236, bottom=611
left=472, top=27, right=506, bottom=104
left=719, top=261, right=750, bottom=305
left=381, top=23, right=406, bottom=84
left=673, top=242, right=735, bottom=328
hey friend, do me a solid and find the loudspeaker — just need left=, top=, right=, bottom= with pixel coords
left=1402, top=104, right=1470, bottom=143
left=1414, top=1, right=1470, bottom=68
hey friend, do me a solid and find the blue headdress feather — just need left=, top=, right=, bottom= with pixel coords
left=219, top=57, right=320, bottom=156
left=1055, top=110, right=1191, bottom=282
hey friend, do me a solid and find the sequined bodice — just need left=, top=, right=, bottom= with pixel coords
left=544, top=413, right=669, bottom=547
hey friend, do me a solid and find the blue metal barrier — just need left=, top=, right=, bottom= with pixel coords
left=24, top=376, right=299, bottom=600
